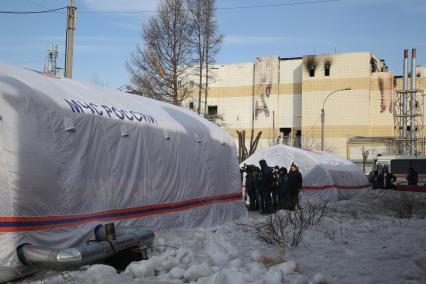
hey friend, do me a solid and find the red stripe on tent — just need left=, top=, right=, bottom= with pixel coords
left=302, top=184, right=370, bottom=190
left=0, top=193, right=242, bottom=232
left=0, top=193, right=241, bottom=222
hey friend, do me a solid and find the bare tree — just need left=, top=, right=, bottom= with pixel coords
left=361, top=146, right=369, bottom=173
left=203, top=0, right=223, bottom=115
left=187, top=0, right=205, bottom=114
left=187, top=0, right=223, bottom=115
left=237, top=130, right=262, bottom=162
left=127, top=0, right=193, bottom=105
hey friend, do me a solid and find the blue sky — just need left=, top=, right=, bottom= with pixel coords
left=0, top=0, right=425, bottom=89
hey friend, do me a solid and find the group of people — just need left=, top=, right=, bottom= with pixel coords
left=368, top=167, right=418, bottom=189
left=242, top=160, right=303, bottom=214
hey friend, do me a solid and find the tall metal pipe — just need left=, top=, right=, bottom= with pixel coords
left=402, top=49, right=408, bottom=154
left=410, top=48, right=417, bottom=155
left=250, top=62, right=255, bottom=150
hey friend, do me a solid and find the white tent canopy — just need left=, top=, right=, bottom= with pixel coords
left=0, top=64, right=245, bottom=282
left=241, top=145, right=369, bottom=203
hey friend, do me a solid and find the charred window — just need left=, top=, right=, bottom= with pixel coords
left=189, top=102, right=194, bottom=110
left=309, top=66, right=315, bottom=77
left=280, top=128, right=291, bottom=145
left=324, top=64, right=330, bottom=76
left=208, top=105, right=218, bottom=116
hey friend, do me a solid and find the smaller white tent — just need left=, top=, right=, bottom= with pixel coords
left=241, top=145, right=370, bottom=203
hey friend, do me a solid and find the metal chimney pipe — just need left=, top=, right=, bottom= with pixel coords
left=410, top=48, right=417, bottom=155
left=402, top=49, right=408, bottom=154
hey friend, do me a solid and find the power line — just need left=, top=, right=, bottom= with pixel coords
left=25, top=0, right=66, bottom=14
left=219, top=0, right=340, bottom=10
left=0, top=6, right=66, bottom=14
left=78, top=0, right=340, bottom=14
left=0, top=0, right=339, bottom=15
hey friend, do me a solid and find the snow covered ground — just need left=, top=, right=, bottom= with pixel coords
left=20, top=190, right=426, bottom=284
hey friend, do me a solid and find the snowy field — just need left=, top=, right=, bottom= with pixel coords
left=19, top=190, right=426, bottom=284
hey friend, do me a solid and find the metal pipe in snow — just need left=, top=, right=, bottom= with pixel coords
left=17, top=227, right=155, bottom=270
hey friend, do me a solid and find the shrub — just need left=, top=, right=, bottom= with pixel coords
left=239, top=200, right=328, bottom=247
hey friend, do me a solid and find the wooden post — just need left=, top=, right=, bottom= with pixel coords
left=65, top=0, right=76, bottom=78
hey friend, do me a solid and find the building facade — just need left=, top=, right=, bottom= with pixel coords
left=184, top=51, right=426, bottom=169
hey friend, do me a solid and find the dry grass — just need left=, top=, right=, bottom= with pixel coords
left=383, top=191, right=426, bottom=219
left=256, top=256, right=285, bottom=268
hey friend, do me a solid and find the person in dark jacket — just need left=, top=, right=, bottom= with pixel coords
left=377, top=167, right=397, bottom=189
left=258, top=159, right=274, bottom=213
left=245, top=166, right=258, bottom=210
left=287, top=162, right=303, bottom=210
left=272, top=165, right=280, bottom=210
left=369, top=170, right=381, bottom=189
left=277, top=167, right=289, bottom=210
left=255, top=168, right=267, bottom=213
left=406, top=167, right=418, bottom=186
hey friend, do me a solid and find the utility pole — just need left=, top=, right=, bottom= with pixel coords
left=272, top=110, right=275, bottom=145
left=65, top=0, right=76, bottom=78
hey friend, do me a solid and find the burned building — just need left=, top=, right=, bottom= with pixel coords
left=184, top=51, right=426, bottom=169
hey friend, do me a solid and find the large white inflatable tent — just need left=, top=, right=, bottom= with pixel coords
left=241, top=145, right=369, bottom=203
left=0, top=64, right=245, bottom=282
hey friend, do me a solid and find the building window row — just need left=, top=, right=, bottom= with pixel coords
left=309, top=65, right=330, bottom=77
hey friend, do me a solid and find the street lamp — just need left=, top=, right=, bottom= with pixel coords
left=320, top=87, right=351, bottom=151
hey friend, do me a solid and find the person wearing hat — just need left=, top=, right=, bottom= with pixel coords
left=287, top=162, right=303, bottom=210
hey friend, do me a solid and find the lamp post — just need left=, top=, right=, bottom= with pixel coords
left=320, top=87, right=351, bottom=151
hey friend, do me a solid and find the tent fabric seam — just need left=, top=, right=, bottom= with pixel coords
left=0, top=124, right=13, bottom=215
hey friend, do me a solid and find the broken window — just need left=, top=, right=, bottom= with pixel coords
left=309, top=66, right=315, bottom=77
left=207, top=105, right=218, bottom=116
left=280, top=128, right=291, bottom=145
left=324, top=64, right=330, bottom=76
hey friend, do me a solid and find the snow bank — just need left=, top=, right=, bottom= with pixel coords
left=124, top=228, right=305, bottom=283
left=22, top=190, right=426, bottom=284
